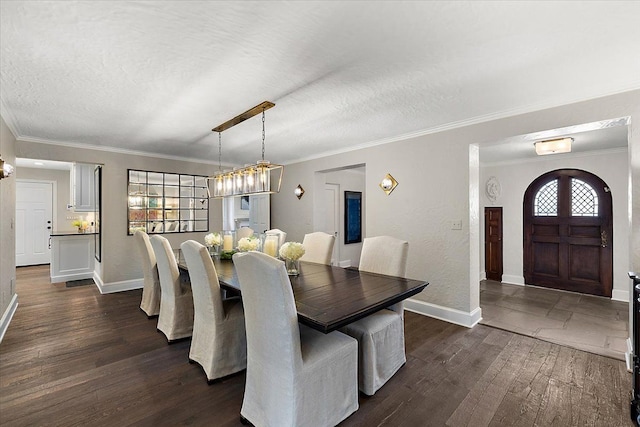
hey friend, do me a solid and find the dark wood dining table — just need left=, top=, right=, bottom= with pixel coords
left=176, top=251, right=428, bottom=333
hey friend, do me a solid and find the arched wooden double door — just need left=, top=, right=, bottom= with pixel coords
left=523, top=169, right=613, bottom=297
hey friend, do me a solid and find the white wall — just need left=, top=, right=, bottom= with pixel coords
left=0, top=116, right=17, bottom=339
left=16, top=140, right=223, bottom=289
left=480, top=149, right=629, bottom=300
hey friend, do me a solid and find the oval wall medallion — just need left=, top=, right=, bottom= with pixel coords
left=486, top=176, right=502, bottom=203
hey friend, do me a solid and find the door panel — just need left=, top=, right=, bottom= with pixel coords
left=484, top=207, right=503, bottom=281
left=524, top=169, right=612, bottom=297
left=324, top=183, right=339, bottom=265
left=16, top=181, right=53, bottom=266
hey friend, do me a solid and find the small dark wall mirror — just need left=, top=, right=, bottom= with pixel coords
left=344, top=191, right=362, bottom=244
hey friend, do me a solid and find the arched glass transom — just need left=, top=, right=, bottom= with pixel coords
left=571, top=178, right=599, bottom=216
left=534, top=179, right=558, bottom=216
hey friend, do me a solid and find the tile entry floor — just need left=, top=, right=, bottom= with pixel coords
left=480, top=280, right=629, bottom=361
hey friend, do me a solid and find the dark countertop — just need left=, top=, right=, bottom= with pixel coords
left=51, top=231, right=97, bottom=237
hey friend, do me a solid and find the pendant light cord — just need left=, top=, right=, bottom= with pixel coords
left=218, top=132, right=222, bottom=172
left=262, top=108, right=266, bottom=161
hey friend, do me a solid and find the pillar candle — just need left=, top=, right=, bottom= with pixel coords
left=263, top=239, right=277, bottom=257
left=223, top=234, right=233, bottom=251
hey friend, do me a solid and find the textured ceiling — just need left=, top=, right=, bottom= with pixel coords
left=1, top=1, right=639, bottom=166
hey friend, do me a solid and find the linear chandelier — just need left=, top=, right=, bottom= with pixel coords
left=210, top=101, right=283, bottom=198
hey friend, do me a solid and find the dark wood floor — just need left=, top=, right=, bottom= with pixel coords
left=0, top=265, right=633, bottom=426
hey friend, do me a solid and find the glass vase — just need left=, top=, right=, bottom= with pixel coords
left=208, top=244, right=220, bottom=257
left=285, top=258, right=300, bottom=276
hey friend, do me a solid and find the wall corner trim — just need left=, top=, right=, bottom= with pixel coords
left=0, top=293, right=19, bottom=344
left=94, top=273, right=143, bottom=294
left=612, top=289, right=630, bottom=302
left=404, top=298, right=482, bottom=328
left=501, top=275, right=525, bottom=286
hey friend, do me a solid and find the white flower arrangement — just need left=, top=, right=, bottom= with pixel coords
left=279, top=242, right=305, bottom=261
left=204, top=232, right=222, bottom=247
left=237, top=236, right=259, bottom=252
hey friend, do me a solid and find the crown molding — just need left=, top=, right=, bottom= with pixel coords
left=0, top=97, right=22, bottom=138
left=16, top=135, right=237, bottom=168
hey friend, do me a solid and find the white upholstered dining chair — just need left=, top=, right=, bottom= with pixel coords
left=180, top=240, right=246, bottom=383
left=340, top=235, right=409, bottom=395
left=134, top=230, right=161, bottom=317
left=233, top=251, right=358, bottom=427
left=236, top=227, right=254, bottom=240
left=299, top=231, right=335, bottom=265
left=150, top=235, right=194, bottom=342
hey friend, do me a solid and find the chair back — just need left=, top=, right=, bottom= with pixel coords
left=134, top=230, right=159, bottom=290
left=266, top=228, right=287, bottom=247
left=236, top=227, right=255, bottom=240
left=180, top=240, right=225, bottom=324
left=359, top=236, right=409, bottom=277
left=300, top=232, right=335, bottom=265
left=233, top=252, right=302, bottom=374
left=150, top=235, right=181, bottom=299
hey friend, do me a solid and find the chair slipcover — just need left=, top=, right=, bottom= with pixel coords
left=181, top=240, right=246, bottom=382
left=233, top=251, right=358, bottom=427
left=299, top=232, right=335, bottom=265
left=236, top=227, right=255, bottom=240
left=265, top=228, right=287, bottom=247
left=340, top=235, right=409, bottom=395
left=150, top=235, right=194, bottom=342
left=134, top=230, right=161, bottom=317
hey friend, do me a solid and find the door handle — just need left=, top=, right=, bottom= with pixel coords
left=601, top=230, right=608, bottom=248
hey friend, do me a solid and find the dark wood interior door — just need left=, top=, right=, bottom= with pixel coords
left=485, top=207, right=503, bottom=281
left=523, top=169, right=613, bottom=297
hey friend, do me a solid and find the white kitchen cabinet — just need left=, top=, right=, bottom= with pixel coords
left=72, top=163, right=95, bottom=212
left=50, top=233, right=95, bottom=283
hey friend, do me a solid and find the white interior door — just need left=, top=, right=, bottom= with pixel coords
left=324, top=183, right=340, bottom=265
left=249, top=194, right=270, bottom=234
left=16, top=181, right=53, bottom=266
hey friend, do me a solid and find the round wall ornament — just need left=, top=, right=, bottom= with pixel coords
left=485, top=176, right=502, bottom=204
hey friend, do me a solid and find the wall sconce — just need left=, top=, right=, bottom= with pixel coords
left=0, top=156, right=15, bottom=180
left=294, top=184, right=305, bottom=199
left=379, top=173, right=398, bottom=195
left=534, top=137, right=573, bottom=155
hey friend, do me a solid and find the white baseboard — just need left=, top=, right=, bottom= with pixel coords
left=627, top=337, right=633, bottom=373
left=612, top=289, right=629, bottom=302
left=51, top=271, right=95, bottom=283
left=479, top=271, right=487, bottom=281
left=0, top=293, right=18, bottom=344
left=404, top=298, right=482, bottom=328
left=502, top=275, right=525, bottom=286
left=339, top=260, right=351, bottom=268
left=94, top=272, right=143, bottom=294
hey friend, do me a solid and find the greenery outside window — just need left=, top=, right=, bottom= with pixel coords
left=128, top=169, right=209, bottom=235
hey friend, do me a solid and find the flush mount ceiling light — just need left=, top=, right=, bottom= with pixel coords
left=379, top=173, right=398, bottom=195
left=294, top=184, right=305, bottom=199
left=209, top=101, right=283, bottom=198
left=0, top=156, right=14, bottom=179
left=534, top=137, right=573, bottom=155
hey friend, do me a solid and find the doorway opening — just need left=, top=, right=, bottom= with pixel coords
left=313, top=164, right=365, bottom=267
